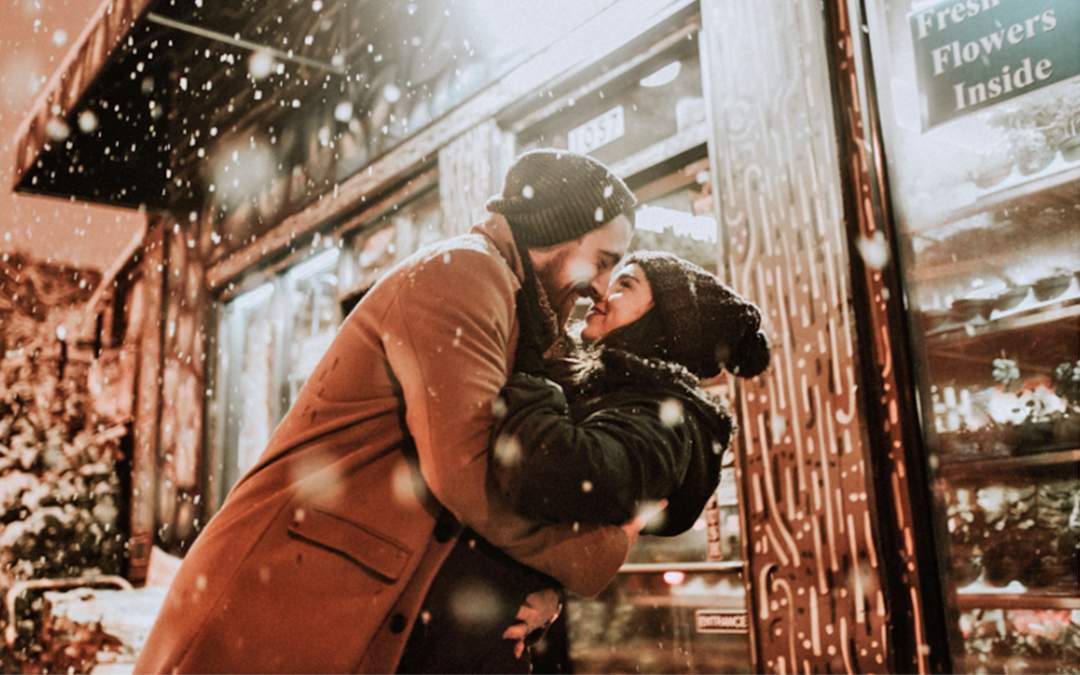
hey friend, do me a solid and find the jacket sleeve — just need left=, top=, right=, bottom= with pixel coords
left=380, top=244, right=629, bottom=597
left=491, top=373, right=690, bottom=525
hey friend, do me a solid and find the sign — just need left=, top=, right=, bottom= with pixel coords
left=568, top=105, right=625, bottom=154
left=909, top=0, right=1080, bottom=128
left=695, top=609, right=748, bottom=634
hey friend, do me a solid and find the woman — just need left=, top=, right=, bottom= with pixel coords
left=396, top=251, right=770, bottom=674
left=492, top=250, right=770, bottom=537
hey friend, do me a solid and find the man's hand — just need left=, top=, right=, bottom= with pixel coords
left=621, top=499, right=668, bottom=548
left=501, top=588, right=563, bottom=660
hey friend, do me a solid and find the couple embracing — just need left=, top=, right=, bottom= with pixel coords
left=136, top=150, right=770, bottom=674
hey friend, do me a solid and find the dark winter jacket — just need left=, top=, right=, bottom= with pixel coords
left=492, top=346, right=735, bottom=536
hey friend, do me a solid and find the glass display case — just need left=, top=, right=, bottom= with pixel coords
left=864, top=0, right=1080, bottom=670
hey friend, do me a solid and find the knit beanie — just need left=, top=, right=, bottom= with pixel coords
left=486, top=149, right=637, bottom=247
left=617, top=251, right=771, bottom=379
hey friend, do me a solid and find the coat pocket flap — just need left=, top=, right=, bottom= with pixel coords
left=287, top=508, right=411, bottom=582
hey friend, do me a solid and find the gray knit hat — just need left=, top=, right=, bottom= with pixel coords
left=625, top=251, right=771, bottom=379
left=486, top=149, right=637, bottom=247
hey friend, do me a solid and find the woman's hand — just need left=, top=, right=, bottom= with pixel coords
left=501, top=588, right=563, bottom=659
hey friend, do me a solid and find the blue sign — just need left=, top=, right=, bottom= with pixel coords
left=909, top=0, right=1080, bottom=128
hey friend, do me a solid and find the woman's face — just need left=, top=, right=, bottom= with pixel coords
left=581, top=263, right=654, bottom=342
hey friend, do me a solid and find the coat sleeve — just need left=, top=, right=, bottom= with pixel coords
left=491, top=373, right=690, bottom=526
left=380, top=246, right=629, bottom=597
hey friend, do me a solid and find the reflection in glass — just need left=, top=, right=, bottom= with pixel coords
left=632, top=178, right=719, bottom=274
left=567, top=571, right=749, bottom=674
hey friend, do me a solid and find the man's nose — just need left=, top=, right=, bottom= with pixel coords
left=582, top=285, right=603, bottom=303
left=587, top=271, right=611, bottom=301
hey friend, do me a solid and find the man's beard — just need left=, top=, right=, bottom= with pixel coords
left=532, top=248, right=577, bottom=327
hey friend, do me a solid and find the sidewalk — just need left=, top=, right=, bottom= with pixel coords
left=37, top=547, right=179, bottom=673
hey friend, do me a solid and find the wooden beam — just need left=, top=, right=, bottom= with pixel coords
left=146, top=13, right=346, bottom=75
left=127, top=216, right=166, bottom=582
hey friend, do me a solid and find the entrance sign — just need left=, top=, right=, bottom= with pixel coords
left=909, top=0, right=1080, bottom=128
left=568, top=105, right=625, bottom=154
left=694, top=609, right=748, bottom=634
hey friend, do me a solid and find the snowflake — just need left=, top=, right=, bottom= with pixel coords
left=658, top=398, right=684, bottom=427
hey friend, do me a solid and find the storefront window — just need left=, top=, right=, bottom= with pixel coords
left=864, top=0, right=1080, bottom=670
left=631, top=157, right=719, bottom=273
left=213, top=246, right=342, bottom=498
left=566, top=571, right=749, bottom=674
left=282, top=249, right=342, bottom=411
left=959, top=607, right=1080, bottom=672
left=211, top=187, right=444, bottom=502
left=621, top=154, right=734, bottom=566
left=216, top=281, right=276, bottom=492
left=518, top=32, right=706, bottom=169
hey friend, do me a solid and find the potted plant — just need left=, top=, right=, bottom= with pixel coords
left=1051, top=359, right=1080, bottom=446
left=1013, top=127, right=1056, bottom=176
left=989, top=358, right=1070, bottom=453
left=946, top=487, right=985, bottom=586
left=978, top=484, right=1036, bottom=587
left=1044, top=87, right=1080, bottom=163
left=988, top=97, right=1059, bottom=176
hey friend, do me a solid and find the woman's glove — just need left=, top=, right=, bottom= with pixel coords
left=513, top=287, right=548, bottom=377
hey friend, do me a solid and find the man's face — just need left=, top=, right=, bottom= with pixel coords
left=529, top=213, right=634, bottom=325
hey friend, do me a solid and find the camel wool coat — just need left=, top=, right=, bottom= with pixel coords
left=134, top=215, right=630, bottom=674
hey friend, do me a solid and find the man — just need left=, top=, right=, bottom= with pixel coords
left=135, top=149, right=639, bottom=673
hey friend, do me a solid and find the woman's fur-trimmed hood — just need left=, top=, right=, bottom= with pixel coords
left=552, top=346, right=736, bottom=536
left=565, top=346, right=734, bottom=441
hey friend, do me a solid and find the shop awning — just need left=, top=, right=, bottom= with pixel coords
left=11, top=0, right=356, bottom=210
left=12, top=0, right=156, bottom=207
left=13, top=0, right=647, bottom=214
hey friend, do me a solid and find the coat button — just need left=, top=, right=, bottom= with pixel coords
left=389, top=613, right=407, bottom=634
